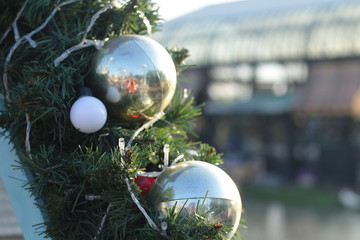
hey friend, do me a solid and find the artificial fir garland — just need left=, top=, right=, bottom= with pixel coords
left=0, top=0, right=243, bottom=239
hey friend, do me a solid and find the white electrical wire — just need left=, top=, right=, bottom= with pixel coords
left=0, top=0, right=29, bottom=45
left=54, top=1, right=114, bottom=66
left=2, top=1, right=162, bottom=237
left=95, top=113, right=167, bottom=238
left=2, top=0, right=80, bottom=160
left=126, top=111, right=165, bottom=150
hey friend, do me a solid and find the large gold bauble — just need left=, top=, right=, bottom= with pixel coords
left=147, top=161, right=242, bottom=239
left=90, top=35, right=177, bottom=121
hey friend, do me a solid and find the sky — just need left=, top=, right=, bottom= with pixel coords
left=153, top=0, right=243, bottom=21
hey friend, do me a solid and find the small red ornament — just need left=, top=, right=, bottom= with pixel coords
left=135, top=175, right=156, bottom=196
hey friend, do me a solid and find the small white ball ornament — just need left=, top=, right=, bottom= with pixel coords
left=70, top=96, right=107, bottom=133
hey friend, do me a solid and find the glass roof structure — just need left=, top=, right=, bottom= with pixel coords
left=155, top=0, right=360, bottom=65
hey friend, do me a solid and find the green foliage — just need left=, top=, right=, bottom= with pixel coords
left=0, top=0, right=242, bottom=239
left=159, top=195, right=234, bottom=240
left=167, top=48, right=192, bottom=75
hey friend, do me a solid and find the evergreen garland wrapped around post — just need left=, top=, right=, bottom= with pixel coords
left=0, top=0, right=244, bottom=239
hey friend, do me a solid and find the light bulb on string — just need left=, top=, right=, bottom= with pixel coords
left=70, top=87, right=107, bottom=134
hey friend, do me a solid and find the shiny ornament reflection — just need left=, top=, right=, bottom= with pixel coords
left=147, top=161, right=242, bottom=239
left=90, top=35, right=177, bottom=121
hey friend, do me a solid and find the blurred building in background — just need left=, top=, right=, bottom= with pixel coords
left=155, top=0, right=360, bottom=189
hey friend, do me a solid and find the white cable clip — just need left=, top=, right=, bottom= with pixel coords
left=163, top=144, right=170, bottom=169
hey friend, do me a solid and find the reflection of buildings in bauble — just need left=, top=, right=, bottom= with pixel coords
left=155, top=0, right=360, bottom=189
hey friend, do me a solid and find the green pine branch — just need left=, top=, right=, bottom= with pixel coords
left=0, top=0, right=243, bottom=239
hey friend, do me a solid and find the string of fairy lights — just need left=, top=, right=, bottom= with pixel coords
left=1, top=0, right=169, bottom=237
left=1, top=2, right=245, bottom=238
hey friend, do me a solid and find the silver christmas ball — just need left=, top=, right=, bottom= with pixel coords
left=147, top=161, right=242, bottom=239
left=90, top=35, right=177, bottom=121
